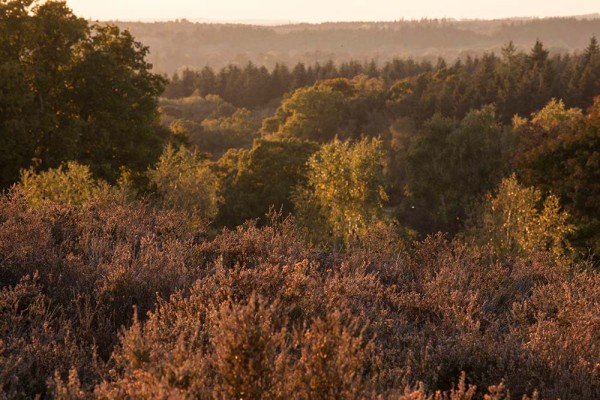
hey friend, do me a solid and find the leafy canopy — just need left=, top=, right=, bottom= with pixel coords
left=0, top=0, right=166, bottom=186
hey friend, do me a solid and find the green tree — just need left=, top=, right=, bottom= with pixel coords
left=69, top=24, right=166, bottom=180
left=160, top=94, right=235, bottom=123
left=575, top=36, right=600, bottom=108
left=147, top=145, right=220, bottom=225
left=0, top=0, right=166, bottom=186
left=0, top=0, right=86, bottom=185
left=262, top=75, right=387, bottom=143
left=465, top=174, right=573, bottom=261
left=199, top=108, right=261, bottom=155
left=403, top=106, right=511, bottom=234
left=216, top=138, right=319, bottom=227
left=262, top=85, right=346, bottom=142
left=196, top=66, right=218, bottom=96
left=515, top=97, right=600, bottom=254
left=16, top=161, right=108, bottom=207
left=528, top=40, right=549, bottom=67
left=514, top=99, right=584, bottom=197
left=521, top=40, right=554, bottom=111
left=293, top=138, right=389, bottom=244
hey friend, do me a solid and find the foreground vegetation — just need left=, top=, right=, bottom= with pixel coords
left=2, top=192, right=599, bottom=398
left=2, top=1, right=600, bottom=398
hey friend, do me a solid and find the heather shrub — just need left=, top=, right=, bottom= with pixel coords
left=100, top=282, right=379, bottom=399
left=0, top=275, right=98, bottom=399
left=392, top=372, right=537, bottom=399
left=210, top=294, right=288, bottom=399
left=0, top=192, right=203, bottom=361
left=203, top=214, right=314, bottom=266
left=381, top=238, right=598, bottom=398
left=507, top=269, right=600, bottom=398
left=49, top=369, right=89, bottom=400
left=289, top=310, right=379, bottom=399
left=1, top=192, right=599, bottom=398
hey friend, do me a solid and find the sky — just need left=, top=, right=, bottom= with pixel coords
left=65, top=0, right=599, bottom=23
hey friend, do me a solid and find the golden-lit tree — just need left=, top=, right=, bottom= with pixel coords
left=17, top=161, right=109, bottom=207
left=262, top=85, right=346, bottom=142
left=465, top=174, right=573, bottom=261
left=147, top=145, right=220, bottom=225
left=293, top=137, right=389, bottom=244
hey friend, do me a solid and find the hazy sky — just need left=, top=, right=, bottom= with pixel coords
left=66, top=0, right=599, bottom=22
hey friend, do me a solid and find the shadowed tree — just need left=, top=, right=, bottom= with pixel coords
left=0, top=0, right=166, bottom=186
left=404, top=106, right=512, bottom=234
left=216, top=138, right=319, bottom=227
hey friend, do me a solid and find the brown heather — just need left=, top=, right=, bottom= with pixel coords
left=0, top=192, right=599, bottom=399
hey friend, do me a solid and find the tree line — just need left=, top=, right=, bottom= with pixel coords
left=163, top=37, right=600, bottom=119
left=155, top=39, right=600, bottom=254
left=116, top=17, right=600, bottom=74
left=163, top=58, right=433, bottom=107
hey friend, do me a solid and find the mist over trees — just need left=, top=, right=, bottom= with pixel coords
left=115, top=17, right=600, bottom=74
left=2, top=1, right=600, bottom=398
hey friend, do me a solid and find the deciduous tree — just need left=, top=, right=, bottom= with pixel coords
left=147, top=145, right=220, bottom=226
left=465, top=174, right=573, bottom=261
left=293, top=138, right=389, bottom=244
left=0, top=0, right=166, bottom=186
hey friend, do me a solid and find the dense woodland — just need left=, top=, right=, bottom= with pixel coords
left=2, top=1, right=600, bottom=398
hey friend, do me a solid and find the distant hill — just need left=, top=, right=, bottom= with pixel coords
left=111, top=17, right=600, bottom=74
left=574, top=13, right=600, bottom=20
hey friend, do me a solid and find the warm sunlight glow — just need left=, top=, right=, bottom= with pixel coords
left=66, top=0, right=599, bottom=22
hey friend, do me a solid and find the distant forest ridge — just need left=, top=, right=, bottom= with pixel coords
left=111, top=17, right=600, bottom=74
